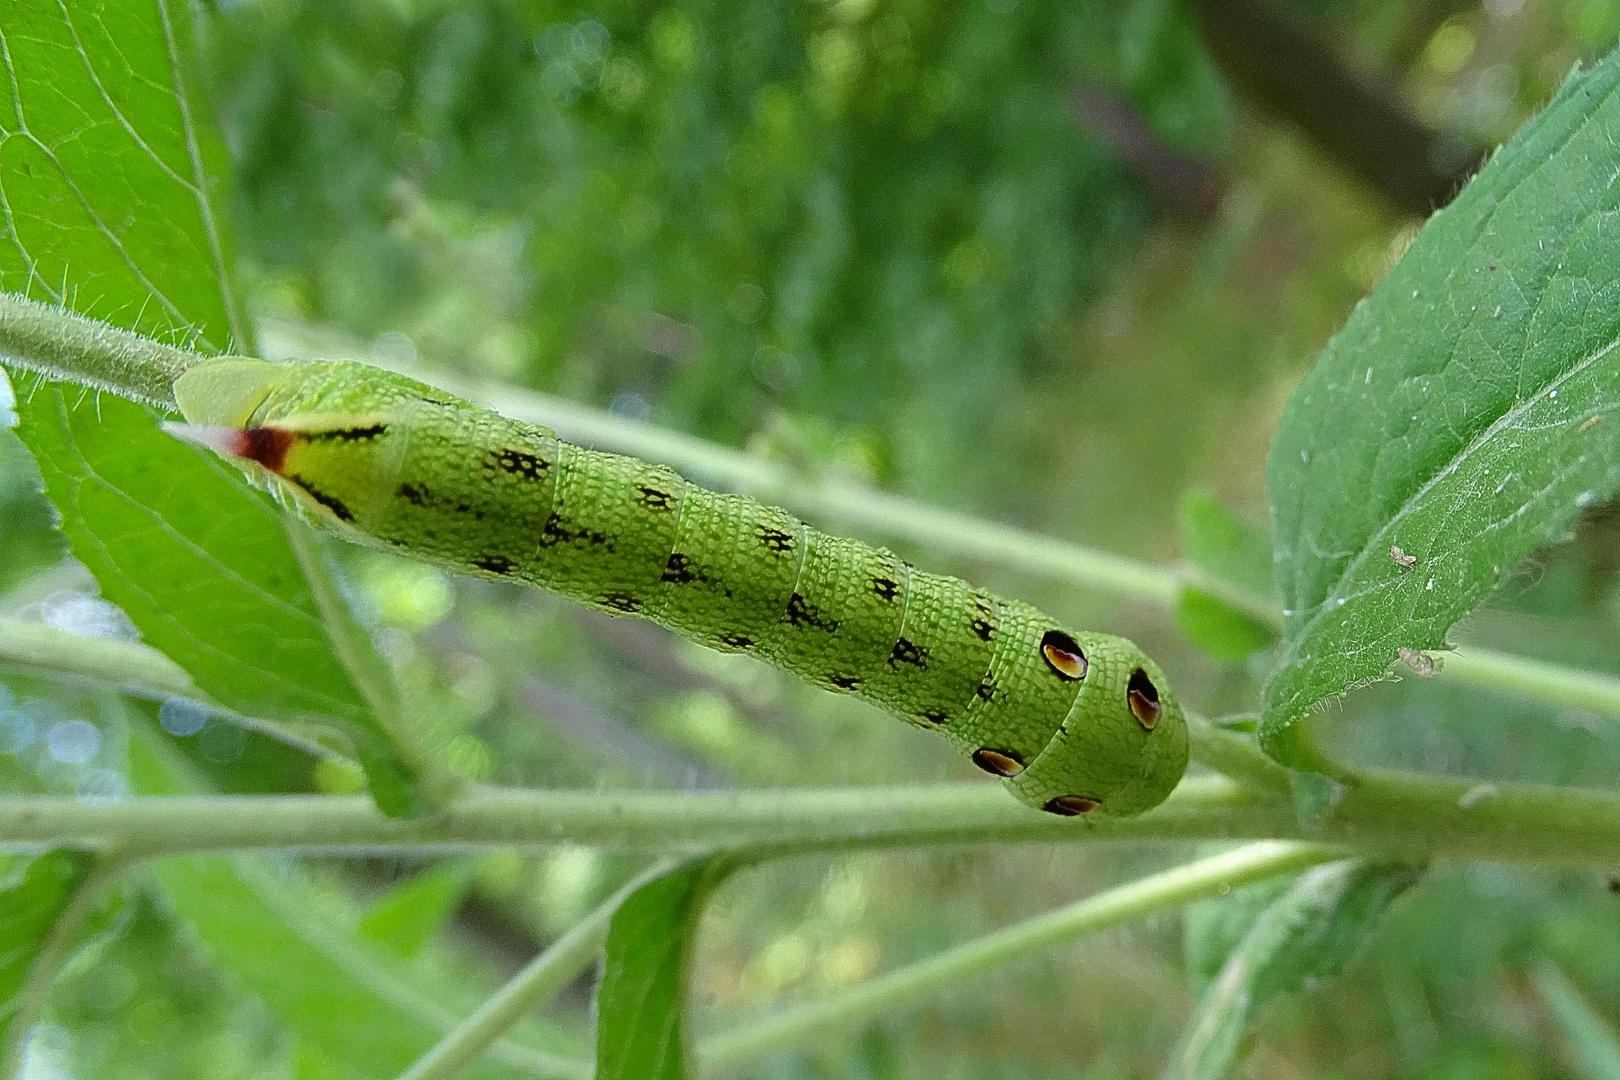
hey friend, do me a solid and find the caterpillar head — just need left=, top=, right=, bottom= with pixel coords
left=168, top=358, right=428, bottom=541
left=1009, top=633, right=1188, bottom=818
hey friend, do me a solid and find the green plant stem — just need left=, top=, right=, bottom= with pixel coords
left=0, top=853, right=126, bottom=1080
left=1528, top=958, right=1620, bottom=1080
left=1187, top=716, right=1293, bottom=796
left=0, top=292, right=192, bottom=408
left=1445, top=645, right=1620, bottom=721
left=698, top=841, right=1341, bottom=1070
left=2, top=772, right=1618, bottom=864
left=396, top=860, right=677, bottom=1080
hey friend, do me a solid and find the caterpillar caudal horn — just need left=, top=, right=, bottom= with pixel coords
left=170, top=358, right=1190, bottom=817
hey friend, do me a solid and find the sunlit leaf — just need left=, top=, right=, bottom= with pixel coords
left=1264, top=52, right=1620, bottom=768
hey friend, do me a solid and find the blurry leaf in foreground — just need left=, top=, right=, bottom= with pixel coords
left=595, top=854, right=739, bottom=1080
left=1181, top=869, right=1297, bottom=985
left=1530, top=959, right=1620, bottom=1080
left=1176, top=491, right=1277, bottom=660
left=0, top=850, right=121, bottom=1074
left=1164, top=859, right=1421, bottom=1080
left=18, top=389, right=426, bottom=815
left=359, top=863, right=474, bottom=960
left=1264, top=48, right=1620, bottom=769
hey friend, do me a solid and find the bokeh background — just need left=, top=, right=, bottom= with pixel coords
left=4, top=0, right=1620, bottom=1076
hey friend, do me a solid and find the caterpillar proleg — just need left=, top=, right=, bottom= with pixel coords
left=169, top=358, right=1189, bottom=817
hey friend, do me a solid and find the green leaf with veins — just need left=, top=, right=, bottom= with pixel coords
left=0, top=0, right=426, bottom=813
left=595, top=854, right=739, bottom=1080
left=1263, top=51, right=1620, bottom=769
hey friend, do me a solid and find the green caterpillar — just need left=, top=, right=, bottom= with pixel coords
left=168, top=359, right=1188, bottom=817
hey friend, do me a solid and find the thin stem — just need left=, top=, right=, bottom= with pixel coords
left=0, top=854, right=127, bottom=1080
left=698, top=841, right=1342, bottom=1070
left=397, top=859, right=679, bottom=1080
left=1187, top=716, right=1293, bottom=797
left=0, top=292, right=192, bottom=407
left=2, top=771, right=1619, bottom=865
left=1443, top=645, right=1620, bottom=721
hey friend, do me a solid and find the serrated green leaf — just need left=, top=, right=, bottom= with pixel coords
left=0, top=0, right=427, bottom=813
left=359, top=863, right=473, bottom=960
left=595, top=854, right=739, bottom=1080
left=1264, top=50, right=1620, bottom=769
left=1165, top=860, right=1421, bottom=1080
left=1531, top=960, right=1620, bottom=1080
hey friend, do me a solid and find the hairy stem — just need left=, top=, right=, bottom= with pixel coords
left=0, top=292, right=192, bottom=408
left=396, top=860, right=677, bottom=1080
left=699, top=841, right=1341, bottom=1070
left=2, top=772, right=1618, bottom=865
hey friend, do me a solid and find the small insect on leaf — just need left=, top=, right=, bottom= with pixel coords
left=1389, top=545, right=1417, bottom=568
left=1397, top=647, right=1439, bottom=677
left=1578, top=414, right=1605, bottom=434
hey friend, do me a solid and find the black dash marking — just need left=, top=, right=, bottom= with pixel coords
left=920, top=709, right=949, bottom=725
left=870, top=576, right=899, bottom=602
left=287, top=475, right=354, bottom=522
left=397, top=481, right=430, bottom=506
left=473, top=554, right=516, bottom=575
left=970, top=617, right=994, bottom=642
left=720, top=633, right=754, bottom=649
left=662, top=552, right=697, bottom=584
left=758, top=526, right=795, bottom=554
left=601, top=593, right=641, bottom=613
left=975, top=679, right=996, bottom=702
left=637, top=486, right=676, bottom=510
left=491, top=448, right=548, bottom=480
left=888, top=637, right=928, bottom=669
left=829, top=674, right=862, bottom=690
left=784, top=592, right=840, bottom=632
left=304, top=423, right=388, bottom=443
left=540, top=512, right=610, bottom=549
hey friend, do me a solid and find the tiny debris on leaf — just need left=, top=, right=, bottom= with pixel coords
left=1579, top=414, right=1605, bottom=434
left=1397, top=646, right=1439, bottom=677
left=1389, top=545, right=1417, bottom=568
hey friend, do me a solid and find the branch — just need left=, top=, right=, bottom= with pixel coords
left=2, top=772, right=1619, bottom=865
left=0, top=292, right=192, bottom=408
left=699, top=841, right=1341, bottom=1069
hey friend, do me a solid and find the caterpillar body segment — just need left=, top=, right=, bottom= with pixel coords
left=171, top=358, right=1189, bottom=818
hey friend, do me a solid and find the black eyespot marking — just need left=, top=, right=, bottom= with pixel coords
left=888, top=637, right=927, bottom=669
left=662, top=552, right=697, bottom=584
left=870, top=576, right=899, bottom=602
left=784, top=592, right=840, bottom=632
left=758, top=526, right=795, bottom=554
left=303, top=423, right=389, bottom=443
left=473, top=554, right=516, bottom=575
left=828, top=674, right=862, bottom=690
left=921, top=709, right=950, bottom=726
left=397, top=481, right=429, bottom=506
left=602, top=593, right=641, bottom=613
left=1040, top=630, right=1088, bottom=681
left=491, top=448, right=548, bottom=480
left=975, top=678, right=996, bottom=702
left=719, top=633, right=754, bottom=650
left=1128, top=668, right=1162, bottom=729
left=971, top=617, right=994, bottom=642
left=972, top=747, right=1024, bottom=776
left=1044, top=795, right=1100, bottom=816
left=287, top=475, right=354, bottom=522
left=637, top=486, right=676, bottom=510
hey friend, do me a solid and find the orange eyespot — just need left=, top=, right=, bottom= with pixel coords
left=1040, top=630, right=1088, bottom=681
left=1127, top=668, right=1161, bottom=729
left=1044, top=795, right=1100, bottom=816
left=972, top=748, right=1025, bottom=777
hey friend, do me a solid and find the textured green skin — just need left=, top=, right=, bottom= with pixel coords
left=173, top=359, right=1189, bottom=816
